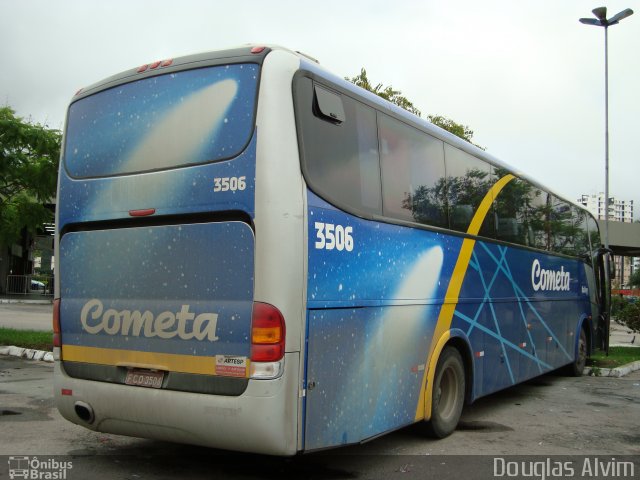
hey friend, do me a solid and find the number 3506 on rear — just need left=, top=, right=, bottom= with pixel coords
left=213, top=176, right=246, bottom=192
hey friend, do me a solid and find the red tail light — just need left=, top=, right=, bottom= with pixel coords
left=129, top=208, right=156, bottom=217
left=53, top=298, right=61, bottom=348
left=250, top=302, right=285, bottom=362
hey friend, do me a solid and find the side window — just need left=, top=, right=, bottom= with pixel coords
left=444, top=144, right=495, bottom=237
left=314, top=85, right=346, bottom=123
left=378, top=114, right=447, bottom=228
left=494, top=173, right=533, bottom=246
left=587, top=215, right=602, bottom=254
left=521, top=184, right=549, bottom=251
left=548, top=197, right=575, bottom=255
left=295, top=77, right=381, bottom=215
left=574, top=207, right=591, bottom=258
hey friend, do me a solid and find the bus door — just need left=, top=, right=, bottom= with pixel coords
left=594, top=248, right=613, bottom=354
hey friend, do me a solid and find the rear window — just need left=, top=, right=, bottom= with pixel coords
left=64, top=63, right=259, bottom=178
left=295, top=77, right=382, bottom=216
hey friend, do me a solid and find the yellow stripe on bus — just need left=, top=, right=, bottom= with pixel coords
left=415, top=174, right=515, bottom=421
left=62, top=344, right=236, bottom=376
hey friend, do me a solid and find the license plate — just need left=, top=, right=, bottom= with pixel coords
left=124, top=369, right=164, bottom=389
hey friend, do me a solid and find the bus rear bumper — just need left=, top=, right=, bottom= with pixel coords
left=54, top=352, right=300, bottom=456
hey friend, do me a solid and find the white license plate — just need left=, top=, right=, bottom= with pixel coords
left=124, top=369, right=164, bottom=389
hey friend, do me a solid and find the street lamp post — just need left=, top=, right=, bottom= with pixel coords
left=579, top=7, right=633, bottom=251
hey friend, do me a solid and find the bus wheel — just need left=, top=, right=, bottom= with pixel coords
left=426, top=346, right=465, bottom=438
left=568, top=328, right=588, bottom=377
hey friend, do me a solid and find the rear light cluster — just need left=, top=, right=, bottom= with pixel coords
left=250, top=302, right=285, bottom=361
left=250, top=302, right=285, bottom=379
left=53, top=299, right=61, bottom=348
left=137, top=59, right=173, bottom=73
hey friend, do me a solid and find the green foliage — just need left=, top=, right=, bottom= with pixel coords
left=589, top=365, right=602, bottom=376
left=0, top=107, right=61, bottom=246
left=612, top=295, right=640, bottom=334
left=617, top=301, right=640, bottom=334
left=589, top=346, right=640, bottom=369
left=628, top=269, right=640, bottom=288
left=427, top=115, right=481, bottom=149
left=346, top=68, right=421, bottom=117
left=346, top=68, right=481, bottom=148
left=0, top=327, right=53, bottom=351
left=611, top=294, right=627, bottom=316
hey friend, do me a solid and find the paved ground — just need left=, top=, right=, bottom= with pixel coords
left=0, top=356, right=638, bottom=479
left=1, top=301, right=639, bottom=478
left=610, top=318, right=638, bottom=347
left=0, top=303, right=52, bottom=330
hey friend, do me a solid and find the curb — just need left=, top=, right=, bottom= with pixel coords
left=583, top=360, right=640, bottom=378
left=0, top=345, right=54, bottom=363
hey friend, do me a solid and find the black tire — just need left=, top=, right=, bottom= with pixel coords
left=568, top=327, right=588, bottom=377
left=426, top=346, right=465, bottom=438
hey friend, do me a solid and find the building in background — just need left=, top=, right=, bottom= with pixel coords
left=578, top=193, right=634, bottom=223
left=578, top=193, right=635, bottom=287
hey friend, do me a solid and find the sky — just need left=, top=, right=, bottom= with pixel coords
left=1, top=0, right=638, bottom=218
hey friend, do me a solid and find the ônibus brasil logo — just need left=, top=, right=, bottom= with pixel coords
left=8, top=456, right=72, bottom=479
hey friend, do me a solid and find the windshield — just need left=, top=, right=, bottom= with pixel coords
left=64, top=63, right=259, bottom=178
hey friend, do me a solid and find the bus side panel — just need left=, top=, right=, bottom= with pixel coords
left=304, top=192, right=592, bottom=449
left=304, top=308, right=370, bottom=449
left=304, top=193, right=454, bottom=450
left=451, top=240, right=591, bottom=398
left=305, top=305, right=438, bottom=450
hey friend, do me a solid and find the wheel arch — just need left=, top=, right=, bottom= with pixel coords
left=577, top=314, right=593, bottom=357
left=444, top=329, right=474, bottom=405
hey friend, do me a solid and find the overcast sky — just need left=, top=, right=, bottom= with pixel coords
left=2, top=0, right=638, bottom=218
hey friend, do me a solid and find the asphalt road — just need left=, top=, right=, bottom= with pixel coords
left=0, top=356, right=638, bottom=480
left=0, top=303, right=52, bottom=330
left=1, top=302, right=638, bottom=478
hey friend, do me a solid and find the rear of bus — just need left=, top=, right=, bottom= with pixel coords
left=53, top=46, right=305, bottom=455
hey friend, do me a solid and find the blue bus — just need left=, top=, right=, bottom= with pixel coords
left=53, top=45, right=612, bottom=454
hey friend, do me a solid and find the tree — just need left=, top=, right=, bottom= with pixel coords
left=618, top=302, right=640, bottom=334
left=0, top=107, right=61, bottom=246
left=346, top=68, right=421, bottom=117
left=629, top=268, right=640, bottom=289
left=346, top=68, right=482, bottom=148
left=427, top=115, right=479, bottom=147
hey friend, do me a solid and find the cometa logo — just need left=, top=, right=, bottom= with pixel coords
left=531, top=259, right=571, bottom=292
left=80, top=299, right=219, bottom=341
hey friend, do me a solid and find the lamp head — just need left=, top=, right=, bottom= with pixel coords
left=592, top=7, right=608, bottom=21
left=608, top=8, right=634, bottom=25
left=579, top=18, right=602, bottom=26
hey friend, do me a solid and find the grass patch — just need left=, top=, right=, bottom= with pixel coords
left=588, top=346, right=640, bottom=369
left=0, top=328, right=53, bottom=351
